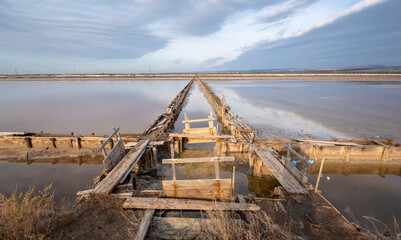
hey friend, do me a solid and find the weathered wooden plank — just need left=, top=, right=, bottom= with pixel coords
left=123, top=197, right=260, bottom=211
left=93, top=140, right=150, bottom=195
left=183, top=127, right=217, bottom=135
left=169, top=133, right=234, bottom=139
left=254, top=147, right=308, bottom=194
left=135, top=209, right=155, bottom=240
left=162, top=156, right=235, bottom=164
left=103, top=138, right=126, bottom=172
left=162, top=179, right=232, bottom=199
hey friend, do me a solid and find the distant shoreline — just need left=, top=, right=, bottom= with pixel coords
left=1, top=73, right=401, bottom=81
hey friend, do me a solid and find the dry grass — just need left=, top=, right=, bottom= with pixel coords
left=0, top=184, right=57, bottom=240
left=196, top=209, right=291, bottom=240
left=345, top=207, right=401, bottom=240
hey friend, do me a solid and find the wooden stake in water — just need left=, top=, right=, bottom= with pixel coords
left=314, top=158, right=325, bottom=193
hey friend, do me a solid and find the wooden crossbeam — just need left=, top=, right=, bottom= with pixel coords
left=123, top=197, right=261, bottom=211
left=169, top=133, right=234, bottom=139
left=162, top=156, right=235, bottom=164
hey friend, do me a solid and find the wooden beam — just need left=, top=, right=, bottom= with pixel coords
left=93, top=140, right=149, bottom=195
left=169, top=133, right=234, bottom=139
left=123, top=197, right=261, bottom=211
left=372, top=140, right=389, bottom=147
left=134, top=209, right=155, bottom=240
left=162, top=156, right=235, bottom=164
left=295, top=139, right=360, bottom=146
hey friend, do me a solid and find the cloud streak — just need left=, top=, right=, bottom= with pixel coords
left=0, top=0, right=395, bottom=73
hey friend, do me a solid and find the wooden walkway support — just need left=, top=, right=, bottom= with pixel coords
left=182, top=111, right=217, bottom=135
left=143, top=79, right=194, bottom=140
left=123, top=197, right=261, bottom=211
left=162, top=156, right=235, bottom=199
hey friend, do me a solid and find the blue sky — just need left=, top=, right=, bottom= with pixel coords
left=0, top=0, right=399, bottom=74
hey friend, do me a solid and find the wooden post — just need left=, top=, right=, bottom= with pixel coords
left=152, top=147, right=158, bottom=166
left=232, top=166, right=236, bottom=197
left=215, top=161, right=220, bottom=179
left=99, top=140, right=107, bottom=157
left=184, top=112, right=190, bottom=130
left=314, top=158, right=325, bottom=193
left=170, top=141, right=174, bottom=159
left=179, top=137, right=183, bottom=153
left=287, top=141, right=292, bottom=162
left=113, top=127, right=119, bottom=142
left=172, top=162, right=176, bottom=181
left=76, top=137, right=82, bottom=149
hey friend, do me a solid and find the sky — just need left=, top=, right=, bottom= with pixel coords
left=0, top=0, right=400, bottom=74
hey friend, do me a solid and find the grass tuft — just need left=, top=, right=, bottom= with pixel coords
left=0, top=184, right=56, bottom=240
left=196, top=208, right=291, bottom=240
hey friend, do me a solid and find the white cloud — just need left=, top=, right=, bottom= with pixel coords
left=134, top=0, right=387, bottom=71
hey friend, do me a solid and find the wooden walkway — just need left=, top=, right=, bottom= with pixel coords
left=197, top=78, right=308, bottom=194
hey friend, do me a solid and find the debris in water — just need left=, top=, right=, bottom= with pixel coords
left=326, top=176, right=331, bottom=181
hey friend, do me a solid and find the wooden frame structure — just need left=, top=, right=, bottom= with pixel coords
left=99, top=127, right=127, bottom=172
left=162, top=156, right=235, bottom=200
left=182, top=111, right=217, bottom=136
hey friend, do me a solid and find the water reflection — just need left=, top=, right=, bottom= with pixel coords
left=0, top=80, right=188, bottom=135
left=0, top=161, right=103, bottom=204
left=209, top=80, right=401, bottom=141
left=307, top=162, right=401, bottom=177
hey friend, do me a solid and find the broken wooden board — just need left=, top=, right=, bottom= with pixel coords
left=103, top=138, right=126, bottom=172
left=123, top=197, right=260, bottom=211
left=254, top=147, right=308, bottom=194
left=162, top=179, right=232, bottom=200
left=93, top=140, right=150, bottom=195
